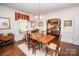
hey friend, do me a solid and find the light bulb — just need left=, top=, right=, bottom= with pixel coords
left=35, top=15, right=45, bottom=20
left=35, top=16, right=38, bottom=19
left=39, top=15, right=42, bottom=19
left=42, top=16, right=45, bottom=19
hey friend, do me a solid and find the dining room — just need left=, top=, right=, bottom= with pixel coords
left=0, top=3, right=79, bottom=56
left=16, top=15, right=61, bottom=55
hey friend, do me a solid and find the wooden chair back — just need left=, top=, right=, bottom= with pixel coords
left=56, top=35, right=61, bottom=52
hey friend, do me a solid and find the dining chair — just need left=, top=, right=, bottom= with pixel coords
left=45, top=35, right=61, bottom=56
left=27, top=31, right=40, bottom=55
left=22, top=31, right=28, bottom=44
left=28, top=40, right=40, bottom=54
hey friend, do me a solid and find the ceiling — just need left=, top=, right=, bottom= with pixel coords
left=0, top=3, right=79, bottom=15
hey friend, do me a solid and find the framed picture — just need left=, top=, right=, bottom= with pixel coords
left=0, top=17, right=10, bottom=29
left=64, top=20, right=72, bottom=27
left=31, top=21, right=36, bottom=28
left=38, top=22, right=43, bottom=27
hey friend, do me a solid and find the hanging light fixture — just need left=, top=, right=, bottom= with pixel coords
left=35, top=3, right=45, bottom=20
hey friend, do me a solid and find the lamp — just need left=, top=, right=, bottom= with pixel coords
left=35, top=3, right=45, bottom=20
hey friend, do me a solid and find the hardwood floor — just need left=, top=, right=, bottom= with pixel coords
left=0, top=44, right=26, bottom=56
left=16, top=39, right=79, bottom=56
left=59, top=41, right=79, bottom=56
left=0, top=39, right=79, bottom=56
left=16, top=39, right=25, bottom=45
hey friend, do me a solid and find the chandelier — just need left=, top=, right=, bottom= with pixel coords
left=35, top=3, right=45, bottom=20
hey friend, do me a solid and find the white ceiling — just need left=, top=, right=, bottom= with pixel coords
left=0, top=3, right=79, bottom=15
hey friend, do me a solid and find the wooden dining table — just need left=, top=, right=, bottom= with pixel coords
left=31, top=34, right=56, bottom=44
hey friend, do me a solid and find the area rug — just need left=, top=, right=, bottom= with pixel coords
left=18, top=43, right=51, bottom=56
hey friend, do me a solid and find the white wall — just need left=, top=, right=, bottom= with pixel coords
left=43, top=6, right=79, bottom=44
left=0, top=5, right=34, bottom=41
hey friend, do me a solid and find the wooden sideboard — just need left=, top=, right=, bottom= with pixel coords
left=0, top=33, right=14, bottom=47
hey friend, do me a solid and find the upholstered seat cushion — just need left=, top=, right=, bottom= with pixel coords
left=47, top=43, right=57, bottom=50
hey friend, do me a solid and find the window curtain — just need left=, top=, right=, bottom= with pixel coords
left=15, top=12, right=30, bottom=21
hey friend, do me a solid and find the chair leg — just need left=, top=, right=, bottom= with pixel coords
left=40, top=42, right=42, bottom=48
left=28, top=45, right=30, bottom=50
left=51, top=50, right=53, bottom=56
left=32, top=47, right=36, bottom=55
left=46, top=47, right=48, bottom=56
left=38, top=44, right=40, bottom=50
left=55, top=50, right=58, bottom=56
left=55, top=52, right=57, bottom=56
left=28, top=42, right=31, bottom=50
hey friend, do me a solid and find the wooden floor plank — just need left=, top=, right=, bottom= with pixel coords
left=59, top=41, right=79, bottom=56
left=0, top=44, right=26, bottom=56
